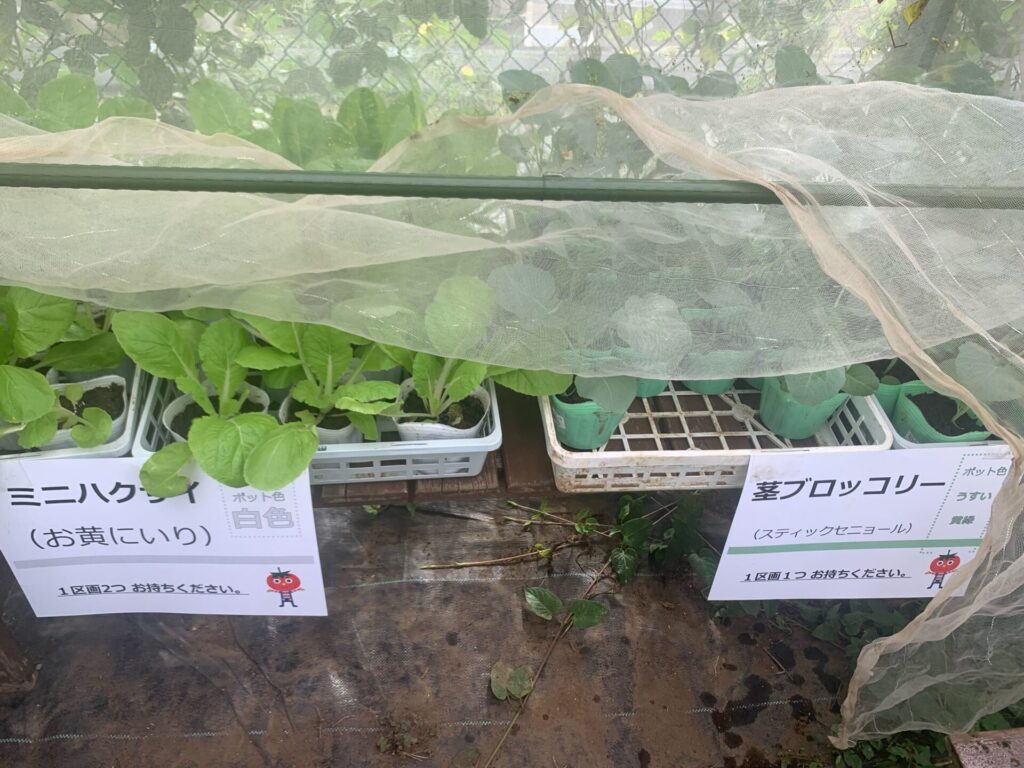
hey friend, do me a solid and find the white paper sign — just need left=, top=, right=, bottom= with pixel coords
left=0, top=458, right=327, bottom=617
left=709, top=445, right=1012, bottom=601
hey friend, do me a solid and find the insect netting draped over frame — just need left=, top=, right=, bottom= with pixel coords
left=2, top=79, right=1024, bottom=745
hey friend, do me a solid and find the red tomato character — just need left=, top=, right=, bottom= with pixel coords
left=267, top=569, right=301, bottom=591
left=929, top=552, right=960, bottom=575
left=266, top=569, right=303, bottom=607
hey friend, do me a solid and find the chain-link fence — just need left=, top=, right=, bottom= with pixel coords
left=1, top=0, right=1019, bottom=130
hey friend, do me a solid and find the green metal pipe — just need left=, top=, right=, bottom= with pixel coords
left=0, top=163, right=1019, bottom=209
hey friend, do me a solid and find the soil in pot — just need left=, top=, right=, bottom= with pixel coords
left=319, top=410, right=352, bottom=430
left=869, top=358, right=917, bottom=383
left=403, top=391, right=484, bottom=429
left=59, top=383, right=125, bottom=421
left=556, top=384, right=587, bottom=405
left=171, top=396, right=264, bottom=437
left=908, top=392, right=984, bottom=437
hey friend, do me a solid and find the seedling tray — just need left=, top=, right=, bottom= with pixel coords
left=1, top=365, right=146, bottom=462
left=540, top=382, right=893, bottom=493
left=885, top=413, right=1002, bottom=450
left=132, top=377, right=503, bottom=485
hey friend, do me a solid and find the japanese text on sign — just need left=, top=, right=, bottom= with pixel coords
left=0, top=458, right=326, bottom=617
left=709, top=445, right=1012, bottom=601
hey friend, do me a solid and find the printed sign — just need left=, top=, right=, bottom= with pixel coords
left=0, top=458, right=327, bottom=617
left=709, top=445, right=1012, bottom=600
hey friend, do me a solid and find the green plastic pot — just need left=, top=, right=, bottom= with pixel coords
left=745, top=377, right=764, bottom=390
left=550, top=396, right=626, bottom=450
left=682, top=378, right=736, bottom=396
left=874, top=381, right=903, bottom=418
left=636, top=378, right=669, bottom=397
left=892, top=381, right=991, bottom=444
left=759, top=377, right=849, bottom=440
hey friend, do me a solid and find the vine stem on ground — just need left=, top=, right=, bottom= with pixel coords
left=480, top=559, right=612, bottom=768
left=502, top=516, right=578, bottom=530
left=505, top=501, right=614, bottom=538
left=419, top=539, right=583, bottom=570
left=641, top=499, right=677, bottom=521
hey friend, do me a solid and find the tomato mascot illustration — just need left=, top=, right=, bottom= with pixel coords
left=266, top=568, right=304, bottom=607
left=927, top=551, right=960, bottom=590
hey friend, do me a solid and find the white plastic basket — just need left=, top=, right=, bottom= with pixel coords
left=1, top=365, right=146, bottom=461
left=540, top=382, right=893, bottom=493
left=132, top=377, right=503, bottom=485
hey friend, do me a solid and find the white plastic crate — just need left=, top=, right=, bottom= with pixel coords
left=1, top=365, right=146, bottom=461
left=891, top=425, right=1001, bottom=450
left=132, top=377, right=503, bottom=485
left=882, top=409, right=1002, bottom=450
left=540, top=382, right=893, bottom=493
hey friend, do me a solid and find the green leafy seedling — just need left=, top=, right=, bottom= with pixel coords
left=378, top=275, right=570, bottom=425
left=0, top=289, right=124, bottom=451
left=234, top=314, right=400, bottom=440
left=781, top=363, right=879, bottom=405
left=113, top=311, right=316, bottom=496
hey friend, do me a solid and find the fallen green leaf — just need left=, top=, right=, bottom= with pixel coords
left=524, top=586, right=563, bottom=620
left=570, top=599, right=608, bottom=630
left=490, top=660, right=513, bottom=700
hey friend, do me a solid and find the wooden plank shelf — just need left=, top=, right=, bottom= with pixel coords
left=316, top=390, right=562, bottom=507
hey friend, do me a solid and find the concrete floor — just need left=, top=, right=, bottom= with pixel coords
left=0, top=496, right=849, bottom=767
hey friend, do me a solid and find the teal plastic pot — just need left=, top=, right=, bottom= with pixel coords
left=550, top=396, right=626, bottom=450
left=893, top=381, right=991, bottom=444
left=759, top=377, right=849, bottom=440
left=636, top=378, right=669, bottom=397
left=682, top=378, right=736, bottom=396
left=874, top=381, right=903, bottom=418
left=745, top=377, right=764, bottom=390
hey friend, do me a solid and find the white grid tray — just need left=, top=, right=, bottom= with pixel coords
left=541, top=382, right=893, bottom=493
left=1, top=365, right=146, bottom=461
left=132, top=377, right=502, bottom=485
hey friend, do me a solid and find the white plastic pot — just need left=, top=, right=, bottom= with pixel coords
left=394, top=378, right=491, bottom=441
left=278, top=396, right=362, bottom=445
left=0, top=428, right=17, bottom=452
left=52, top=357, right=134, bottom=383
left=0, top=374, right=128, bottom=453
left=162, top=385, right=271, bottom=443
left=262, top=386, right=293, bottom=407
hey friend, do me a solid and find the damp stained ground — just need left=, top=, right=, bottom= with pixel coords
left=0, top=494, right=850, bottom=767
